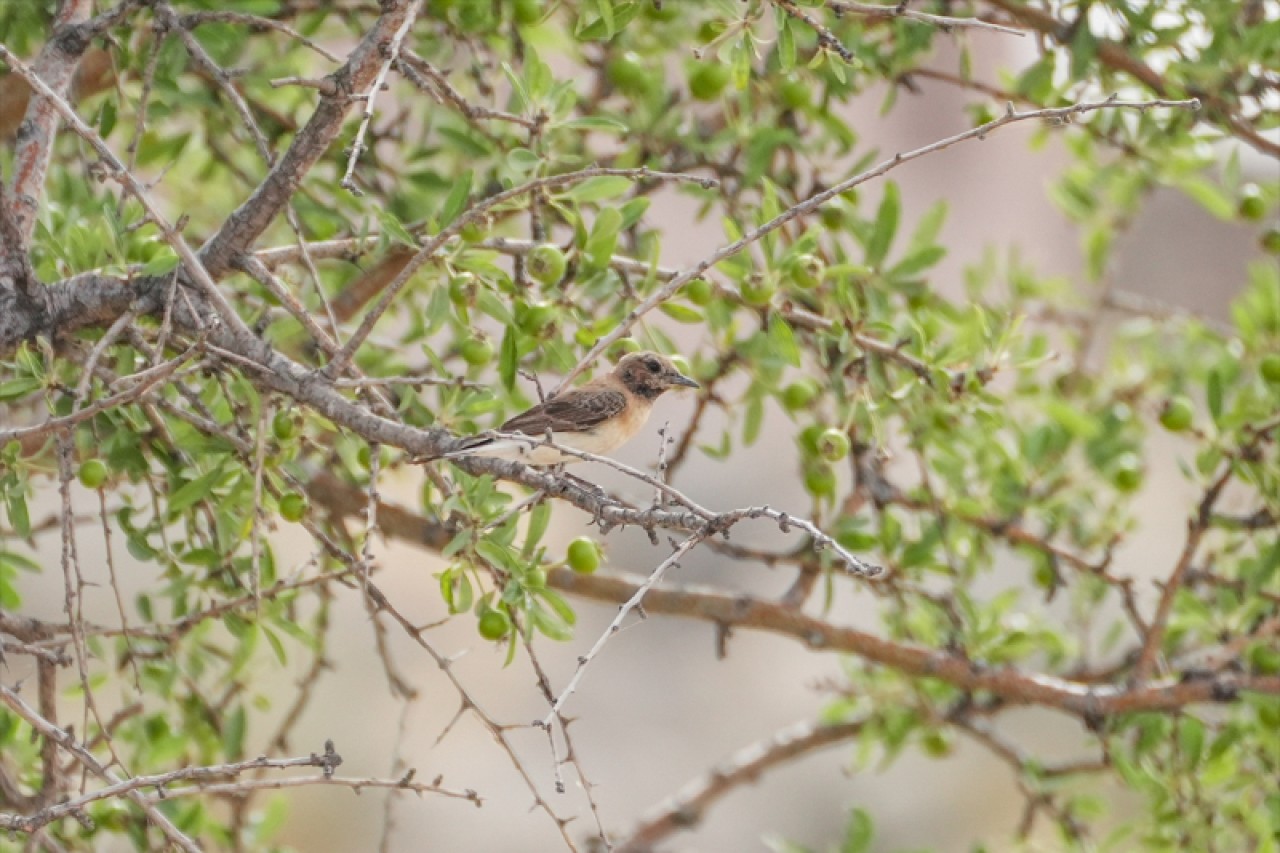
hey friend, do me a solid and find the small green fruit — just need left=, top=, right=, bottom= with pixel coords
left=567, top=537, right=601, bottom=574
left=527, top=244, right=568, bottom=286
left=1238, top=184, right=1266, bottom=221
left=478, top=608, right=512, bottom=641
left=459, top=336, right=494, bottom=367
left=819, top=197, right=855, bottom=230
left=607, top=52, right=651, bottom=96
left=921, top=731, right=953, bottom=757
left=512, top=0, right=540, bottom=25
left=78, top=459, right=108, bottom=489
left=272, top=410, right=297, bottom=442
left=804, top=464, right=836, bottom=497
left=1111, top=454, right=1143, bottom=494
left=788, top=253, right=825, bottom=289
left=1262, top=227, right=1280, bottom=255
left=279, top=492, right=308, bottom=521
left=777, top=76, right=809, bottom=110
left=781, top=379, right=820, bottom=412
left=1159, top=396, right=1194, bottom=432
left=685, top=277, right=714, bottom=306
left=798, top=423, right=826, bottom=456
left=517, top=301, right=557, bottom=334
left=688, top=62, right=730, bottom=101
left=817, top=428, right=850, bottom=461
left=1261, top=354, right=1280, bottom=386
left=740, top=274, right=776, bottom=307
left=449, top=272, right=477, bottom=305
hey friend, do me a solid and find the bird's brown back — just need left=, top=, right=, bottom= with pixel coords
left=498, top=385, right=628, bottom=436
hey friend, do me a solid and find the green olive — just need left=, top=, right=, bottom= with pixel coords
left=777, top=76, right=809, bottom=110
left=478, top=607, right=512, bottom=640
left=567, top=537, right=601, bottom=574
left=1111, top=454, right=1143, bottom=494
left=1261, top=354, right=1280, bottom=386
left=788, top=253, right=825, bottom=289
left=78, top=459, right=108, bottom=489
left=279, top=492, right=308, bottom=521
left=1238, top=184, right=1266, bottom=221
left=272, top=410, right=297, bottom=442
left=817, top=428, right=850, bottom=461
left=740, top=274, right=776, bottom=307
left=688, top=62, right=731, bottom=101
left=781, top=379, right=820, bottom=412
left=685, top=277, right=714, bottom=306
left=459, top=337, right=494, bottom=367
left=527, top=244, right=568, bottom=286
left=1159, top=396, right=1194, bottom=431
left=607, top=52, right=651, bottom=96
left=804, top=464, right=836, bottom=497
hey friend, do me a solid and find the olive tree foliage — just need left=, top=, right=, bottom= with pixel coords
left=0, top=0, right=1278, bottom=850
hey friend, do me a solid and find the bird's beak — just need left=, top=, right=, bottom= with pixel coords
left=668, top=370, right=700, bottom=389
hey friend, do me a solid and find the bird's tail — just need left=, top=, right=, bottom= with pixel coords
left=420, top=433, right=495, bottom=462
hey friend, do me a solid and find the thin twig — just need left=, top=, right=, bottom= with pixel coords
left=340, top=0, right=423, bottom=193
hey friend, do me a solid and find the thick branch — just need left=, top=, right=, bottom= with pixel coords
left=547, top=568, right=1279, bottom=717
left=196, top=0, right=416, bottom=278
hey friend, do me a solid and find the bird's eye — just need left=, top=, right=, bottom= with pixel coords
left=644, top=357, right=660, bottom=372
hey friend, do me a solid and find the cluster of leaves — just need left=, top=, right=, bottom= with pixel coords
left=1, top=0, right=1278, bottom=850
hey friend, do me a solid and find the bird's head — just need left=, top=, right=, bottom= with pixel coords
left=613, top=351, right=700, bottom=400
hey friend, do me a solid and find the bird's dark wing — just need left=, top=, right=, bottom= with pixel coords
left=498, top=388, right=627, bottom=436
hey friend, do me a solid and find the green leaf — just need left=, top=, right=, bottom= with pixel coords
left=1207, top=369, right=1223, bottom=423
left=865, top=183, right=900, bottom=268
left=222, top=705, right=247, bottom=761
left=596, top=0, right=615, bottom=38
left=565, top=176, right=633, bottom=203
left=528, top=600, right=573, bottom=641
left=375, top=208, right=417, bottom=248
left=537, top=588, right=577, bottom=626
left=659, top=303, right=702, bottom=324
left=841, top=807, right=875, bottom=853
left=441, top=170, right=473, bottom=226
left=583, top=207, right=623, bottom=271
left=556, top=116, right=628, bottom=133
left=140, top=253, right=179, bottom=278
left=0, top=378, right=42, bottom=401
left=523, top=501, right=551, bottom=557
left=888, top=246, right=946, bottom=280
left=5, top=492, right=30, bottom=539
left=500, top=327, right=518, bottom=391
left=767, top=314, right=801, bottom=366
left=167, top=463, right=227, bottom=517
left=777, top=14, right=796, bottom=70
left=743, top=395, right=764, bottom=446
left=1177, top=176, right=1236, bottom=221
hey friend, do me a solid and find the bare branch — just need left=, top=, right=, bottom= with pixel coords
left=0, top=685, right=201, bottom=851
left=615, top=718, right=868, bottom=852
left=340, top=0, right=423, bottom=193
left=829, top=1, right=1026, bottom=35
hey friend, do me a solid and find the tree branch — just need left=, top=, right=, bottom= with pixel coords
left=615, top=718, right=868, bottom=852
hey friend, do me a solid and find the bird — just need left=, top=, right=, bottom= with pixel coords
left=432, top=351, right=699, bottom=465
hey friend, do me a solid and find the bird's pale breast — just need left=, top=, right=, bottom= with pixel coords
left=480, top=395, right=651, bottom=465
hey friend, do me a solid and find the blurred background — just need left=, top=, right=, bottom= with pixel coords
left=9, top=21, right=1275, bottom=853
